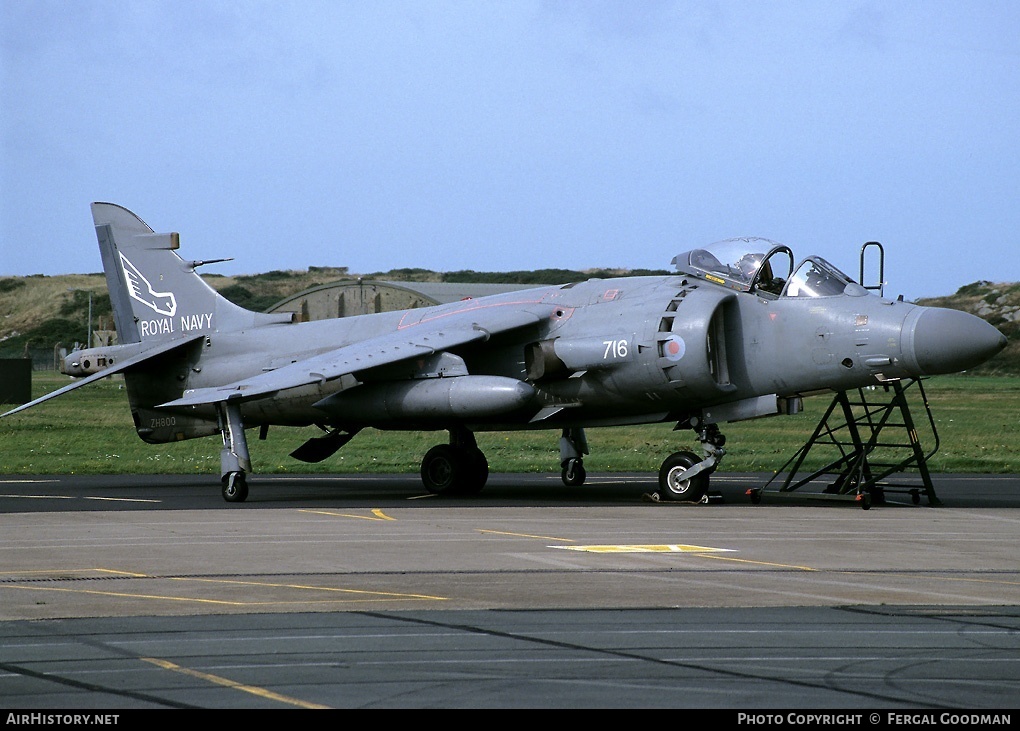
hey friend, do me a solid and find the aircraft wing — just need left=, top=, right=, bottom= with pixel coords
left=158, top=303, right=551, bottom=409
left=1, top=335, right=207, bottom=418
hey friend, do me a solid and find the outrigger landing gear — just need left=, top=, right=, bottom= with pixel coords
left=559, top=427, right=589, bottom=486
left=657, top=420, right=726, bottom=502
left=218, top=400, right=251, bottom=503
left=420, top=426, right=489, bottom=496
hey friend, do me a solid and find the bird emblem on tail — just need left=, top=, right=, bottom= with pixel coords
left=120, top=252, right=177, bottom=317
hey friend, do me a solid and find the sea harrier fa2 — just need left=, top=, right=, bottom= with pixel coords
left=3, top=203, right=1007, bottom=503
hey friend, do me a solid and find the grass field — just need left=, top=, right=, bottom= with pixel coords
left=1, top=372, right=1017, bottom=476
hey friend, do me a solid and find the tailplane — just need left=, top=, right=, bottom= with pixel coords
left=92, top=202, right=292, bottom=344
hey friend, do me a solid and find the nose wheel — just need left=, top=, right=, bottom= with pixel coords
left=658, top=451, right=709, bottom=502
left=655, top=420, right=726, bottom=502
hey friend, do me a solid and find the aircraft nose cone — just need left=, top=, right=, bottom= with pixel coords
left=909, top=307, right=1007, bottom=375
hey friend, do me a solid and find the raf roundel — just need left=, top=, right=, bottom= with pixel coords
left=663, top=334, right=686, bottom=362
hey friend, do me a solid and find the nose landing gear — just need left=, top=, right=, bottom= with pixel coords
left=656, top=421, right=726, bottom=502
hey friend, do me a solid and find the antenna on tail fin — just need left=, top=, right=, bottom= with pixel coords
left=91, top=202, right=292, bottom=345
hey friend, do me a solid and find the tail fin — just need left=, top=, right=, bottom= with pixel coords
left=92, top=202, right=292, bottom=344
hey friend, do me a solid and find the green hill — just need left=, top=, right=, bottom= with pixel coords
left=1, top=269, right=1017, bottom=375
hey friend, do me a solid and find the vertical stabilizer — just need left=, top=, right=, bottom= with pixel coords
left=91, top=203, right=292, bottom=345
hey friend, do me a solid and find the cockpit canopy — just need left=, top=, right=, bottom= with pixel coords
left=672, top=237, right=868, bottom=298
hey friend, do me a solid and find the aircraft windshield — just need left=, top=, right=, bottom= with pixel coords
left=785, top=257, right=855, bottom=298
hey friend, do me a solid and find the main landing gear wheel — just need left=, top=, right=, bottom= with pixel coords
left=222, top=471, right=249, bottom=503
left=420, top=444, right=488, bottom=496
left=463, top=447, right=488, bottom=495
left=658, top=451, right=709, bottom=502
left=561, top=458, right=586, bottom=486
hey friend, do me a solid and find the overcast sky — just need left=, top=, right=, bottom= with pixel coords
left=2, top=1, right=1018, bottom=300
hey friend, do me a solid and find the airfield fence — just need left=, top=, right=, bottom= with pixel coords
left=4, top=347, right=64, bottom=371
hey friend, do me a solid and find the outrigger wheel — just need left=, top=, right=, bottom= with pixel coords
left=561, top=457, right=586, bottom=486
left=559, top=427, right=589, bottom=486
left=222, top=471, right=249, bottom=502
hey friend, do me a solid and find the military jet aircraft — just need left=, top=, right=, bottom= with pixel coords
left=2, top=203, right=1007, bottom=503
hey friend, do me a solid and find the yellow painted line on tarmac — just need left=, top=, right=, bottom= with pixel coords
left=553, top=544, right=735, bottom=554
left=0, top=568, right=148, bottom=579
left=141, top=657, right=331, bottom=709
left=1, top=569, right=448, bottom=606
left=299, top=508, right=395, bottom=521
left=478, top=529, right=575, bottom=542
left=698, top=553, right=818, bottom=571
left=96, top=568, right=150, bottom=577
left=550, top=544, right=823, bottom=571
left=1, top=569, right=98, bottom=579
left=1, top=583, right=253, bottom=606
left=174, top=576, right=448, bottom=601
left=4, top=582, right=446, bottom=608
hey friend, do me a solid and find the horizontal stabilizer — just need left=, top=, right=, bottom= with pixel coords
left=1, top=335, right=205, bottom=419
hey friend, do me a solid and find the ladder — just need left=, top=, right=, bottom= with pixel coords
left=748, top=378, right=941, bottom=509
